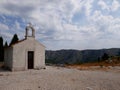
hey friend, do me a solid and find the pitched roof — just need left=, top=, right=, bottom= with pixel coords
left=10, top=39, right=26, bottom=47
left=5, top=37, right=45, bottom=49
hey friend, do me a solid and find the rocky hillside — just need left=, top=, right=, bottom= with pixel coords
left=45, top=48, right=120, bottom=64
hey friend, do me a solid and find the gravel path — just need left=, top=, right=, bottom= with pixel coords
left=0, top=66, right=120, bottom=90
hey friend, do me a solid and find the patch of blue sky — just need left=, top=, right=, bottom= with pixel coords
left=0, top=15, right=5, bottom=23
left=106, top=0, right=113, bottom=5
left=15, top=17, right=26, bottom=28
left=72, top=8, right=88, bottom=26
left=109, top=10, right=120, bottom=18
left=92, top=0, right=120, bottom=17
left=91, top=0, right=101, bottom=12
left=37, top=29, right=55, bottom=41
left=0, top=14, right=26, bottom=29
left=91, top=0, right=108, bottom=16
left=1, top=15, right=16, bottom=26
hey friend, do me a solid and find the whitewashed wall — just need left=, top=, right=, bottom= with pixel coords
left=5, top=37, right=45, bottom=71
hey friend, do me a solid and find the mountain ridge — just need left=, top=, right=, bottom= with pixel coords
left=45, top=48, right=120, bottom=64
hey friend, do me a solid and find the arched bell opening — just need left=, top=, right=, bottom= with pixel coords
left=25, top=24, right=35, bottom=39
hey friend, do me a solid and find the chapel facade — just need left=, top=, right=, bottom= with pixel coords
left=4, top=24, right=45, bottom=71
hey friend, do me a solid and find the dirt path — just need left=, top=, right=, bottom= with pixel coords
left=0, top=66, right=120, bottom=90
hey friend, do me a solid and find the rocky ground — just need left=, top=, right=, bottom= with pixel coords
left=0, top=66, right=120, bottom=90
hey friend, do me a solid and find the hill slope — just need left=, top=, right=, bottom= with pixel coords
left=45, top=48, right=120, bottom=64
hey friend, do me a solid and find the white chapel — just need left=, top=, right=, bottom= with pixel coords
left=4, top=24, right=45, bottom=71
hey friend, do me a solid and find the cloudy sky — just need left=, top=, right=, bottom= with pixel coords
left=0, top=0, right=120, bottom=50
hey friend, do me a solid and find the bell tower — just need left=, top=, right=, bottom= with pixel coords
left=25, top=23, right=35, bottom=39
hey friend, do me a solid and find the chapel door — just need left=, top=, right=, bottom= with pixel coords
left=28, top=51, right=34, bottom=69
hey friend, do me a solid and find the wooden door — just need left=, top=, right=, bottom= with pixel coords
left=28, top=51, right=34, bottom=69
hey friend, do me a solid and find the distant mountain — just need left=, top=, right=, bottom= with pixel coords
left=45, top=48, right=120, bottom=64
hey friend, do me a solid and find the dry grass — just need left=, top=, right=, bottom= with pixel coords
left=65, top=60, right=120, bottom=71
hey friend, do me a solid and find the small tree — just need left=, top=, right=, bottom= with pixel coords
left=117, top=51, right=120, bottom=56
left=101, top=53, right=109, bottom=61
left=4, top=41, right=8, bottom=48
left=97, top=57, right=101, bottom=62
left=9, top=34, right=19, bottom=46
left=0, top=37, right=4, bottom=61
